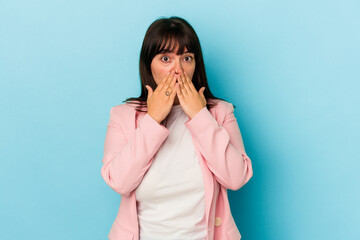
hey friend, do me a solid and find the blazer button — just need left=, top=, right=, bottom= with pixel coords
left=214, top=217, right=222, bottom=227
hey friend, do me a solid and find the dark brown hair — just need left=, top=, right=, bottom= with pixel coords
left=123, top=16, right=232, bottom=121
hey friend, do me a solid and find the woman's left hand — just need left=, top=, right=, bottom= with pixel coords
left=176, top=71, right=207, bottom=119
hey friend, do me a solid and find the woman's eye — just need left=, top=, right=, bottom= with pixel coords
left=184, top=56, right=193, bottom=62
left=161, top=56, right=170, bottom=62
left=160, top=55, right=193, bottom=62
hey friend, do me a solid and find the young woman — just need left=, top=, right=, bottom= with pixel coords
left=101, top=16, right=253, bottom=240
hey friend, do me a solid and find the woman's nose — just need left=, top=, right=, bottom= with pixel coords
left=173, top=58, right=183, bottom=75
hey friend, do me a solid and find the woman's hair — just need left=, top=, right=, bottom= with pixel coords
left=123, top=16, right=231, bottom=114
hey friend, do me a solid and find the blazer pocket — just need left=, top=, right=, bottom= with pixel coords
left=108, top=221, right=134, bottom=240
left=226, top=224, right=242, bottom=240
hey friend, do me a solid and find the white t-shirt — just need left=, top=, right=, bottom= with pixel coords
left=135, top=104, right=207, bottom=240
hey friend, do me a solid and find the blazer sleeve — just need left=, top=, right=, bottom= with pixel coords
left=185, top=102, right=253, bottom=190
left=101, top=106, right=170, bottom=197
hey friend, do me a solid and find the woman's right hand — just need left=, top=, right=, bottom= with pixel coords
left=145, top=70, right=178, bottom=124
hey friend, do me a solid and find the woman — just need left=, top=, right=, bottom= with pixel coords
left=101, top=16, right=253, bottom=240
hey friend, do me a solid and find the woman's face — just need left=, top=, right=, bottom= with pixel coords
left=150, top=44, right=196, bottom=86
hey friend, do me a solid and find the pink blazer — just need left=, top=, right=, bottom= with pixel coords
left=101, top=99, right=253, bottom=240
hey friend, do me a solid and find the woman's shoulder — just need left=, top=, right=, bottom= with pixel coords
left=208, top=98, right=233, bottom=111
left=110, top=103, right=129, bottom=114
left=111, top=100, right=145, bottom=112
left=208, top=98, right=229, bottom=103
left=108, top=101, right=137, bottom=121
left=107, top=101, right=145, bottom=127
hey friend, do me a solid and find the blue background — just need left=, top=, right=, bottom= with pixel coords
left=1, top=0, right=359, bottom=239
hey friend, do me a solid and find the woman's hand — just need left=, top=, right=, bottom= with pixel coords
left=145, top=70, right=179, bottom=124
left=176, top=70, right=206, bottom=119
